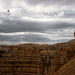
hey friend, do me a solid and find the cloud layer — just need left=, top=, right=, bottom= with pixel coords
left=0, top=0, right=75, bottom=45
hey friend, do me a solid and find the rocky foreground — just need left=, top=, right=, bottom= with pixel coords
left=0, top=39, right=75, bottom=75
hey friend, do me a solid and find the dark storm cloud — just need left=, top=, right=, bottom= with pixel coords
left=25, top=0, right=75, bottom=6
left=0, top=34, right=50, bottom=42
left=0, top=18, right=44, bottom=33
left=0, top=16, right=75, bottom=33
left=0, top=33, right=71, bottom=45
left=20, top=34, right=50, bottom=42
left=47, top=22, right=75, bottom=29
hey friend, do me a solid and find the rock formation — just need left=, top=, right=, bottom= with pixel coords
left=0, top=39, right=75, bottom=75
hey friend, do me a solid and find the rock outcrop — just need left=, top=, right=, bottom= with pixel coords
left=0, top=39, right=75, bottom=75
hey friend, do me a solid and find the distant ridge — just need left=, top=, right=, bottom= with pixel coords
left=68, top=39, right=75, bottom=43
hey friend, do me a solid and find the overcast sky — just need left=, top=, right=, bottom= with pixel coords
left=0, top=0, right=75, bottom=45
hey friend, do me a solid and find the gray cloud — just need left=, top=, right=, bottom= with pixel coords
left=47, top=22, right=75, bottom=29
left=1, top=0, right=75, bottom=8
left=0, top=32, right=72, bottom=45
left=0, top=0, right=75, bottom=45
left=0, top=34, right=50, bottom=44
left=0, top=16, right=75, bottom=33
left=25, top=0, right=75, bottom=6
left=0, top=0, right=13, bottom=9
left=0, top=20, right=43, bottom=33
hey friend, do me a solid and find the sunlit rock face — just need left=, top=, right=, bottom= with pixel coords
left=0, top=39, right=75, bottom=75
left=0, top=44, right=43, bottom=75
